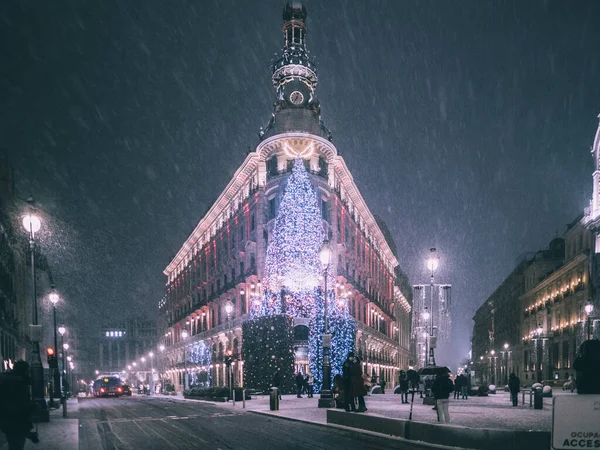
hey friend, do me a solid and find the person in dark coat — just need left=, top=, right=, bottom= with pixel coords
left=380, top=378, right=386, bottom=394
left=453, top=375, right=461, bottom=399
left=272, top=370, right=282, bottom=400
left=0, top=360, right=35, bottom=450
left=573, top=340, right=600, bottom=395
left=342, top=353, right=356, bottom=411
left=352, top=356, right=368, bottom=412
left=460, top=374, right=469, bottom=399
left=431, top=373, right=454, bottom=423
left=399, top=371, right=410, bottom=404
left=508, top=373, right=520, bottom=406
left=295, top=373, right=305, bottom=398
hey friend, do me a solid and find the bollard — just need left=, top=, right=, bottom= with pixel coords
left=243, top=389, right=246, bottom=409
left=270, top=387, right=279, bottom=411
left=529, top=390, right=533, bottom=407
left=62, top=396, right=68, bottom=418
left=533, top=387, right=543, bottom=410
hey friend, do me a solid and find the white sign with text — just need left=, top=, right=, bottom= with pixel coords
left=552, top=395, right=600, bottom=449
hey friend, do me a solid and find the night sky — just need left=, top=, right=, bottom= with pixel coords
left=2, top=0, right=600, bottom=366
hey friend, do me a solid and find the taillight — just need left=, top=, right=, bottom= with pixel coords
left=100, top=388, right=105, bottom=393
left=117, top=387, right=122, bottom=393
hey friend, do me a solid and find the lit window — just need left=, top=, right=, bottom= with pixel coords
left=105, top=331, right=109, bottom=337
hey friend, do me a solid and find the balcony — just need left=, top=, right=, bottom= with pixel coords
left=357, top=321, right=397, bottom=347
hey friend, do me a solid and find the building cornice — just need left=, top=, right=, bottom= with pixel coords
left=520, top=252, right=589, bottom=301
left=164, top=153, right=260, bottom=276
left=332, top=156, right=399, bottom=272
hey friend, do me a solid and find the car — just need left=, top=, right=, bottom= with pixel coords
left=93, top=376, right=124, bottom=397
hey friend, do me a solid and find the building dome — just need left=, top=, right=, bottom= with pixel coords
left=283, top=1, right=307, bottom=21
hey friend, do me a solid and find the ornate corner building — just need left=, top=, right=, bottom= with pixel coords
left=159, top=2, right=412, bottom=391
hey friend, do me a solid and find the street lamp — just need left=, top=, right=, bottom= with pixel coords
left=22, top=202, right=48, bottom=421
left=503, top=343, right=510, bottom=384
left=58, top=326, right=66, bottom=411
left=159, top=345, right=165, bottom=392
left=585, top=300, right=594, bottom=341
left=148, top=352, right=154, bottom=395
left=48, top=288, right=61, bottom=407
left=425, top=248, right=439, bottom=366
left=182, top=329, right=189, bottom=390
left=318, top=240, right=335, bottom=408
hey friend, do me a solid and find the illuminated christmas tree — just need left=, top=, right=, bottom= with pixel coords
left=245, top=158, right=355, bottom=391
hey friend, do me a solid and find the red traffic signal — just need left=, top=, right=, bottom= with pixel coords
left=47, top=347, right=58, bottom=369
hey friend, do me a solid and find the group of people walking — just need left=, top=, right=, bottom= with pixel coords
left=295, top=372, right=314, bottom=398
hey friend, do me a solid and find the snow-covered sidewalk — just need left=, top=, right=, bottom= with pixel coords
left=154, top=390, right=565, bottom=432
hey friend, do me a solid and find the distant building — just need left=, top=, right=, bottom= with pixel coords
left=471, top=238, right=563, bottom=385
left=519, top=221, right=592, bottom=384
left=0, top=153, right=28, bottom=369
left=97, top=318, right=157, bottom=374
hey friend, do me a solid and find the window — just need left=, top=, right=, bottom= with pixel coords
left=250, top=253, right=256, bottom=269
left=269, top=197, right=277, bottom=220
left=321, top=199, right=328, bottom=221
left=251, top=214, right=255, bottom=231
left=318, top=156, right=328, bottom=176
left=267, top=156, right=278, bottom=175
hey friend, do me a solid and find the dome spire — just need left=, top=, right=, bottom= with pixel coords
left=271, top=1, right=317, bottom=95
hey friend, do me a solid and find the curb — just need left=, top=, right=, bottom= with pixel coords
left=246, top=409, right=472, bottom=450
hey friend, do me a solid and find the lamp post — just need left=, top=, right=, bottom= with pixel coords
left=22, top=204, right=48, bottom=421
left=181, top=329, right=188, bottom=391
left=503, top=343, right=510, bottom=384
left=421, top=307, right=431, bottom=368
left=58, top=327, right=66, bottom=416
left=585, top=300, right=594, bottom=341
left=490, top=350, right=497, bottom=384
left=159, top=345, right=165, bottom=392
left=425, top=248, right=439, bottom=366
left=48, top=289, right=61, bottom=407
left=148, top=352, right=155, bottom=395
left=66, top=354, right=72, bottom=396
left=318, top=240, right=335, bottom=408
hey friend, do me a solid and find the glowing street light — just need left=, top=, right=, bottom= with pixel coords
left=182, top=329, right=189, bottom=390
left=22, top=200, right=47, bottom=421
left=585, top=299, right=595, bottom=340
left=318, top=240, right=334, bottom=408
left=48, top=288, right=61, bottom=406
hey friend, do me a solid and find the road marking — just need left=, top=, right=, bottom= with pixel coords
left=81, top=412, right=235, bottom=425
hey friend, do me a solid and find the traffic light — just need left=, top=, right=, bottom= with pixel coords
left=46, top=347, right=58, bottom=369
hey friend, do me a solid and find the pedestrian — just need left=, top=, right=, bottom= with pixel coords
left=460, top=374, right=469, bottom=400
left=0, top=360, right=38, bottom=449
left=342, top=353, right=356, bottom=411
left=295, top=372, right=305, bottom=398
left=508, top=372, right=520, bottom=407
left=567, top=374, right=576, bottom=393
left=333, top=374, right=345, bottom=409
left=573, top=339, right=600, bottom=395
left=453, top=375, right=461, bottom=399
left=380, top=378, right=386, bottom=394
left=272, top=370, right=282, bottom=400
left=352, top=356, right=368, bottom=412
left=399, top=371, right=409, bottom=404
left=431, top=372, right=454, bottom=424
left=307, top=374, right=314, bottom=398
